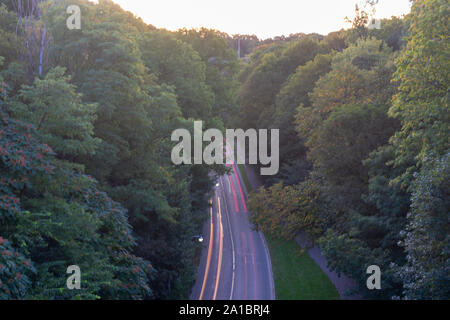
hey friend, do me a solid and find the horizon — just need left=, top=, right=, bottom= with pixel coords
left=106, top=0, right=412, bottom=39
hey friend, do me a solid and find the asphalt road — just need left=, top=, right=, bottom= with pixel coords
left=190, top=143, right=275, bottom=300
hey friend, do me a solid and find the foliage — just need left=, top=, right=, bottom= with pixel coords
left=247, top=1, right=449, bottom=299
left=389, top=0, right=449, bottom=189
left=1, top=0, right=448, bottom=301
left=249, top=182, right=324, bottom=243
left=397, top=154, right=450, bottom=299
left=139, top=30, right=214, bottom=120
left=177, top=28, right=241, bottom=125
left=0, top=0, right=237, bottom=300
left=239, top=37, right=329, bottom=129
left=0, top=106, right=153, bottom=299
left=272, top=53, right=334, bottom=184
left=7, top=67, right=100, bottom=160
left=0, top=238, right=35, bottom=299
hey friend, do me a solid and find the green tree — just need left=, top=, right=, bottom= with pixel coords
left=296, top=38, right=395, bottom=143
left=272, top=53, right=334, bottom=184
left=1, top=64, right=153, bottom=299
left=240, top=37, right=327, bottom=129
left=249, top=181, right=323, bottom=243
left=140, top=30, right=214, bottom=121
left=7, top=67, right=100, bottom=161
left=397, top=154, right=449, bottom=299
left=388, top=0, right=449, bottom=189
left=384, top=0, right=449, bottom=299
left=177, top=28, right=240, bottom=125
left=42, top=0, right=222, bottom=298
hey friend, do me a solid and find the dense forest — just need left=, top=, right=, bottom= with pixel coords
left=0, top=0, right=448, bottom=300
left=0, top=0, right=237, bottom=299
left=246, top=0, right=449, bottom=300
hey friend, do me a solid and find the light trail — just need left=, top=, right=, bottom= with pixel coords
left=212, top=196, right=223, bottom=300
left=224, top=143, right=247, bottom=213
left=228, top=175, right=239, bottom=212
left=199, top=199, right=214, bottom=300
left=231, top=162, right=247, bottom=213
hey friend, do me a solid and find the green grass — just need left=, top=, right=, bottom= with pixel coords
left=236, top=165, right=340, bottom=300
left=266, top=235, right=340, bottom=300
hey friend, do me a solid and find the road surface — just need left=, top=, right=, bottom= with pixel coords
left=190, top=143, right=275, bottom=300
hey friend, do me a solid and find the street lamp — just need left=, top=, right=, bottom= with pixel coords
left=192, top=235, right=204, bottom=243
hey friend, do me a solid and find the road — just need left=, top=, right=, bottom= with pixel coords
left=190, top=142, right=275, bottom=300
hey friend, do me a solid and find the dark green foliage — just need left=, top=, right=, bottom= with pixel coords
left=369, top=17, right=408, bottom=51
left=397, top=154, right=449, bottom=299
left=0, top=107, right=153, bottom=299
left=247, top=0, right=449, bottom=300
left=139, top=30, right=214, bottom=120
left=7, top=67, right=100, bottom=160
left=239, top=37, right=328, bottom=129
left=0, top=4, right=21, bottom=66
left=0, top=0, right=237, bottom=300
left=272, top=53, right=334, bottom=184
left=1, top=0, right=448, bottom=301
left=308, top=104, right=397, bottom=193
left=0, top=238, right=35, bottom=299
left=176, top=28, right=241, bottom=125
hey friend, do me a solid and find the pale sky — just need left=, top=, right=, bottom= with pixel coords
left=108, top=0, right=412, bottom=39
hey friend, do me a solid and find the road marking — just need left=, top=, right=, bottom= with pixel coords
left=219, top=176, right=236, bottom=300
left=199, top=199, right=214, bottom=300
left=240, top=232, right=248, bottom=300
left=249, top=232, right=258, bottom=300
left=213, top=196, right=223, bottom=300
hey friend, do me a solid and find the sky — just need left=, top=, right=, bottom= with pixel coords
left=107, top=0, right=412, bottom=39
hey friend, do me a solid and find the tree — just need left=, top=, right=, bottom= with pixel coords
left=7, top=67, right=100, bottom=161
left=290, top=37, right=404, bottom=299
left=177, top=28, right=240, bottom=125
left=1, top=0, right=219, bottom=299
left=239, top=37, right=327, bottom=129
left=248, top=181, right=324, bottom=243
left=384, top=0, right=449, bottom=299
left=345, top=4, right=370, bottom=42
left=0, top=3, right=22, bottom=67
left=272, top=53, right=334, bottom=184
left=397, top=154, right=450, bottom=299
left=369, top=16, right=408, bottom=51
left=296, top=38, right=395, bottom=143
left=1, top=61, right=153, bottom=299
left=10, top=0, right=52, bottom=78
left=388, top=0, right=449, bottom=189
left=43, top=0, right=223, bottom=298
left=139, top=30, right=214, bottom=121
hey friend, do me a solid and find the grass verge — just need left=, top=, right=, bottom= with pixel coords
left=237, top=164, right=340, bottom=300
left=265, top=235, right=339, bottom=300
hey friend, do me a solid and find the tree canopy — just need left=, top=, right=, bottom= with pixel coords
left=247, top=0, right=449, bottom=300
